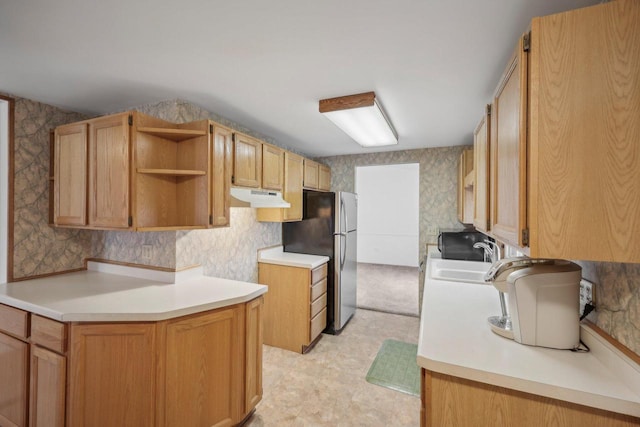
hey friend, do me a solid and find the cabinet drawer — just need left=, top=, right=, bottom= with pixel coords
left=0, top=304, right=29, bottom=339
left=310, top=278, right=327, bottom=302
left=310, top=307, right=327, bottom=343
left=311, top=263, right=328, bottom=284
left=310, top=293, right=327, bottom=319
left=31, top=315, right=67, bottom=354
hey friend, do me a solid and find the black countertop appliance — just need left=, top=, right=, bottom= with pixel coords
left=437, top=229, right=490, bottom=261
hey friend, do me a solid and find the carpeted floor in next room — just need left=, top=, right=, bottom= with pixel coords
left=245, top=309, right=421, bottom=427
left=357, top=263, right=420, bottom=317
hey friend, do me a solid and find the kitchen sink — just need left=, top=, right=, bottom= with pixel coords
left=429, top=258, right=492, bottom=284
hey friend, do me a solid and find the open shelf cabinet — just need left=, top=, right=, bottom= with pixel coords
left=133, top=114, right=210, bottom=229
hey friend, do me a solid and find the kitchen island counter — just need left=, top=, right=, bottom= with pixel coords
left=418, top=251, right=640, bottom=420
left=0, top=260, right=267, bottom=322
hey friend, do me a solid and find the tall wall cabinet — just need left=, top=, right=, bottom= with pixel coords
left=482, top=0, right=640, bottom=263
left=473, top=106, right=491, bottom=233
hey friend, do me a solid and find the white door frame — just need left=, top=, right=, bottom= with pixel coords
left=0, top=98, right=9, bottom=283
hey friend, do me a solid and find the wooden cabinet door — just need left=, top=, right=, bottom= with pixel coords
left=303, top=159, right=319, bottom=189
left=54, top=123, right=87, bottom=226
left=528, top=0, right=640, bottom=262
left=457, top=152, right=464, bottom=223
left=29, top=346, right=66, bottom=427
left=67, top=323, right=156, bottom=427
left=262, top=144, right=284, bottom=191
left=319, top=164, right=331, bottom=191
left=283, top=152, right=304, bottom=221
left=0, top=333, right=28, bottom=427
left=233, top=133, right=262, bottom=188
left=245, top=297, right=263, bottom=414
left=490, top=35, right=528, bottom=247
left=211, top=124, right=232, bottom=227
left=162, top=306, right=243, bottom=427
left=473, top=108, right=491, bottom=232
left=88, top=113, right=130, bottom=228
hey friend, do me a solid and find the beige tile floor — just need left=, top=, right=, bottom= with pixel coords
left=245, top=309, right=421, bottom=427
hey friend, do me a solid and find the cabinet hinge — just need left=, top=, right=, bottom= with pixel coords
left=523, top=33, right=530, bottom=52
left=522, top=228, right=530, bottom=246
left=209, top=214, right=213, bottom=225
left=486, top=104, right=492, bottom=115
left=128, top=216, right=133, bottom=227
left=128, top=115, right=133, bottom=126
left=231, top=175, right=235, bottom=184
left=209, top=124, right=213, bottom=134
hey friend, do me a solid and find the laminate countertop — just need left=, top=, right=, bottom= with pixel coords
left=417, top=251, right=640, bottom=418
left=258, top=246, right=329, bottom=269
left=0, top=261, right=267, bottom=322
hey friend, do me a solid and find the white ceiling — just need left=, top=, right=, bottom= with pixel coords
left=0, top=0, right=597, bottom=157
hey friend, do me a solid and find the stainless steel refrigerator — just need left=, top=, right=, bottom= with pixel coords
left=282, top=191, right=357, bottom=334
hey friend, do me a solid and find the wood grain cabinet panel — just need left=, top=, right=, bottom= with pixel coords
left=262, top=144, right=284, bottom=191
left=245, top=297, right=264, bottom=414
left=161, top=307, right=243, bottom=427
left=0, top=332, right=29, bottom=427
left=319, top=164, right=331, bottom=191
left=30, top=315, right=67, bottom=355
left=473, top=107, right=491, bottom=233
left=490, top=35, right=528, bottom=247
left=30, top=346, right=66, bottom=427
left=233, top=133, right=262, bottom=188
left=67, top=323, right=156, bottom=427
left=457, top=149, right=474, bottom=225
left=303, top=159, right=319, bottom=190
left=259, top=262, right=327, bottom=353
left=210, top=123, right=232, bottom=227
left=54, top=123, right=87, bottom=227
left=422, top=369, right=640, bottom=427
left=0, top=304, right=29, bottom=339
left=256, top=151, right=304, bottom=223
left=88, top=113, right=131, bottom=228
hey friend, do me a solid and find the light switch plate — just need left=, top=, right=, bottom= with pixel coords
left=427, top=225, right=438, bottom=235
left=142, top=245, right=153, bottom=260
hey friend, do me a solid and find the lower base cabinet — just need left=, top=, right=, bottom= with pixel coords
left=421, top=369, right=640, bottom=427
left=0, top=298, right=263, bottom=427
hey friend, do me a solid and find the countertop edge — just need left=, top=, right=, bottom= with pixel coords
left=257, top=245, right=329, bottom=269
left=417, top=355, right=640, bottom=418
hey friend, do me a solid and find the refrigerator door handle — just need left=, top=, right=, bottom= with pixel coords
left=340, top=196, right=347, bottom=270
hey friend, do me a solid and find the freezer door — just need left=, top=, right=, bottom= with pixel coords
left=335, top=229, right=357, bottom=331
left=337, top=192, right=357, bottom=233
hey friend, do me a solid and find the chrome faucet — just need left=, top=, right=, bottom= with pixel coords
left=474, top=239, right=510, bottom=329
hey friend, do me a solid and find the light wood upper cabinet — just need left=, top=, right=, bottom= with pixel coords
left=210, top=123, right=232, bottom=227
left=303, top=159, right=319, bottom=190
left=484, top=0, right=640, bottom=263
left=256, top=151, right=304, bottom=223
left=490, top=35, right=528, bottom=247
left=0, top=332, right=29, bottom=427
left=262, top=143, right=284, bottom=191
left=54, top=123, right=87, bottom=226
left=89, top=113, right=131, bottom=228
left=473, top=107, right=491, bottom=233
left=233, top=133, right=262, bottom=188
left=457, top=149, right=474, bottom=224
left=30, top=345, right=66, bottom=427
left=527, top=0, right=640, bottom=262
left=319, top=164, right=331, bottom=191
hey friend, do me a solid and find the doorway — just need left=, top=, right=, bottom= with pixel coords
left=355, top=163, right=419, bottom=316
left=0, top=98, right=9, bottom=283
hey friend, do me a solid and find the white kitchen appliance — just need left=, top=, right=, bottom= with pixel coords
left=484, top=257, right=582, bottom=350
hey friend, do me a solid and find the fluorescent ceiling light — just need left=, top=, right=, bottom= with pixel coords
left=319, top=92, right=398, bottom=147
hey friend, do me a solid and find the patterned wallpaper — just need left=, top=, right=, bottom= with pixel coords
left=316, top=146, right=467, bottom=304
left=9, top=95, right=92, bottom=279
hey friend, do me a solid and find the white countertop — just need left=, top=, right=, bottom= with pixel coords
left=417, top=251, right=640, bottom=418
left=258, top=246, right=329, bottom=269
left=0, top=261, right=267, bottom=322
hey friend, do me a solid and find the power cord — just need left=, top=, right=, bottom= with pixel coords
left=580, top=303, right=595, bottom=321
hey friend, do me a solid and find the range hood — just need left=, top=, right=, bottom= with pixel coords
left=230, top=188, right=291, bottom=208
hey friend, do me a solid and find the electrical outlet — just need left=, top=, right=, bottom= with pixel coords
left=579, top=279, right=595, bottom=315
left=427, top=225, right=438, bottom=235
left=141, top=245, right=153, bottom=260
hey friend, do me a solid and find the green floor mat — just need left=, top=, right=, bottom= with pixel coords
left=365, top=339, right=420, bottom=397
